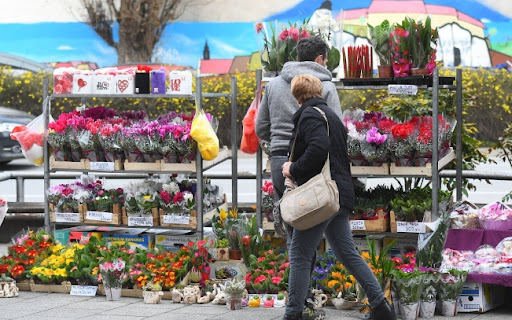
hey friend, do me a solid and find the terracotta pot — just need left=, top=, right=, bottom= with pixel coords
left=229, top=249, right=242, bottom=260
left=378, top=65, right=393, bottom=78
left=410, top=68, right=431, bottom=76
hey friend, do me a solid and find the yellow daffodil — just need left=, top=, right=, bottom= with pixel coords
left=219, top=209, right=227, bottom=221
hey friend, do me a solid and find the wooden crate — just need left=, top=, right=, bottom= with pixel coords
left=16, top=281, right=31, bottom=291
left=121, top=207, right=159, bottom=226
left=50, top=156, right=87, bottom=170
left=97, top=284, right=143, bottom=298
left=49, top=203, right=86, bottom=223
left=350, top=163, right=390, bottom=176
left=159, top=160, right=196, bottom=173
left=350, top=209, right=389, bottom=232
left=123, top=160, right=160, bottom=171
left=159, top=209, right=197, bottom=229
left=84, top=205, right=122, bottom=225
left=389, top=148, right=455, bottom=176
left=390, top=211, right=430, bottom=233
left=29, top=280, right=72, bottom=293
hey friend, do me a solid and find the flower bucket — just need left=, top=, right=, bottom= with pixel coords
left=401, top=302, right=419, bottom=320
left=143, top=290, right=163, bottom=304
left=105, top=287, right=122, bottom=301
left=420, top=301, right=436, bottom=318
left=441, top=300, right=457, bottom=317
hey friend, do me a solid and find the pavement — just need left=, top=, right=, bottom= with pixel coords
left=1, top=291, right=512, bottom=320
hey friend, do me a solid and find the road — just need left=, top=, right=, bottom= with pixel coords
left=0, top=150, right=511, bottom=205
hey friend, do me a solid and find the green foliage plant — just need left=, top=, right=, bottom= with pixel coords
left=368, top=20, right=393, bottom=66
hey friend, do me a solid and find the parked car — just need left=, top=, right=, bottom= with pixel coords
left=0, top=106, right=35, bottom=164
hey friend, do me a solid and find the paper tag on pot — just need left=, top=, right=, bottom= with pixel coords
left=350, top=220, right=366, bottom=231
left=86, top=211, right=113, bottom=222
left=128, top=216, right=153, bottom=226
left=162, top=214, right=190, bottom=225
left=89, top=161, right=114, bottom=171
left=70, top=285, right=97, bottom=296
left=388, top=85, right=418, bottom=95
left=55, top=212, right=81, bottom=223
left=396, top=221, right=426, bottom=233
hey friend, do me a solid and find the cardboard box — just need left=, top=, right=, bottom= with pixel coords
left=383, top=237, right=418, bottom=257
left=103, top=234, right=154, bottom=250
left=155, top=234, right=198, bottom=252
left=458, top=282, right=505, bottom=313
left=54, top=230, right=102, bottom=245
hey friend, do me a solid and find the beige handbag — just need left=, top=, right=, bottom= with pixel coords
left=280, top=107, right=340, bottom=231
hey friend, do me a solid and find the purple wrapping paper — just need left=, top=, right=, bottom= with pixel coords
left=151, top=71, right=166, bottom=94
left=444, top=228, right=512, bottom=287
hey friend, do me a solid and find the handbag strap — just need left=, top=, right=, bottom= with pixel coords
left=289, top=106, right=330, bottom=162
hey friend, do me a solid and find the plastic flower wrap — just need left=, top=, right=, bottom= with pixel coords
left=261, top=180, right=275, bottom=221
left=100, top=258, right=126, bottom=288
left=391, top=120, right=417, bottom=165
left=438, top=269, right=467, bottom=301
left=53, top=67, right=75, bottom=94
left=124, top=179, right=161, bottom=216
left=156, top=113, right=196, bottom=163
left=478, top=201, right=512, bottom=230
left=439, top=248, right=475, bottom=272
left=449, top=200, right=479, bottom=229
left=78, top=118, right=104, bottom=162
left=98, top=120, right=126, bottom=162
left=391, top=267, right=424, bottom=305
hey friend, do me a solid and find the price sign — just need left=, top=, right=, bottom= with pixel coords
left=128, top=216, right=153, bottom=227
left=89, top=161, right=114, bottom=171
left=70, top=285, right=98, bottom=296
left=388, top=85, right=418, bottom=95
left=396, top=221, right=426, bottom=233
left=86, top=211, right=113, bottom=222
left=162, top=215, right=190, bottom=225
left=55, top=212, right=81, bottom=223
left=350, top=220, right=367, bottom=231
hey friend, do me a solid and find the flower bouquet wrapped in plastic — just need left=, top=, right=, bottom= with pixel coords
left=438, top=269, right=467, bottom=316
left=392, top=268, right=424, bottom=320
left=391, top=120, right=417, bottom=166
left=98, top=121, right=126, bottom=162
left=478, top=201, right=512, bottom=231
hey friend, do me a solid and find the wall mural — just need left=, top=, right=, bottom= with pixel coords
left=0, top=0, right=511, bottom=70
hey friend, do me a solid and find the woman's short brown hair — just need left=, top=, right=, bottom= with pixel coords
left=291, top=74, right=323, bottom=104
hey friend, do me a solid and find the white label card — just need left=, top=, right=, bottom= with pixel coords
left=55, top=212, right=81, bottom=223
left=128, top=216, right=153, bottom=227
left=162, top=215, right=190, bottom=225
left=70, top=285, right=98, bottom=296
left=350, top=220, right=367, bottom=231
left=86, top=211, right=113, bottom=222
left=89, top=162, right=114, bottom=171
left=388, top=85, right=418, bottom=95
left=396, top=221, right=426, bottom=233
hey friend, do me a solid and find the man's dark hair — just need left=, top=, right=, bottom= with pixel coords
left=297, top=36, right=329, bottom=62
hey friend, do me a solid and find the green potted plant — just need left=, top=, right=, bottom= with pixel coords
left=438, top=269, right=468, bottom=317
left=368, top=20, right=393, bottom=78
left=214, top=238, right=230, bottom=261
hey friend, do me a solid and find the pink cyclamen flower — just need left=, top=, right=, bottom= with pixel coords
left=366, top=127, right=387, bottom=145
left=288, top=27, right=299, bottom=42
left=279, top=29, right=289, bottom=41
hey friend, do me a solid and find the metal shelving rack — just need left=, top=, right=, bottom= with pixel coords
left=42, top=76, right=239, bottom=239
left=255, top=68, right=464, bottom=227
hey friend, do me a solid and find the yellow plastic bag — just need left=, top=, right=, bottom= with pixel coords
left=190, top=105, right=219, bottom=160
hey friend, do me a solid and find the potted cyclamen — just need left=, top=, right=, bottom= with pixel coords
left=438, top=269, right=467, bottom=317
left=392, top=268, right=424, bottom=320
left=368, top=20, right=393, bottom=78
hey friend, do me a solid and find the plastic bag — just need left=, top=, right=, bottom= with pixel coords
left=190, top=105, right=219, bottom=160
left=478, top=201, right=512, bottom=230
left=10, top=114, right=47, bottom=166
left=241, top=85, right=262, bottom=154
left=0, top=199, right=7, bottom=227
left=449, top=200, right=479, bottom=229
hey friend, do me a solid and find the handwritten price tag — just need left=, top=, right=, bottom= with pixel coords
left=70, top=285, right=98, bottom=296
left=128, top=216, right=153, bottom=227
left=162, top=215, right=190, bottom=225
left=388, top=85, right=418, bottom=95
left=55, top=212, right=81, bottom=223
left=86, top=211, right=113, bottom=222
left=350, top=220, right=366, bottom=231
left=396, top=221, right=426, bottom=233
left=89, top=161, right=114, bottom=171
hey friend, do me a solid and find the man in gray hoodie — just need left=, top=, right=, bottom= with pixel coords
left=256, top=35, right=343, bottom=201
left=255, top=35, right=342, bottom=320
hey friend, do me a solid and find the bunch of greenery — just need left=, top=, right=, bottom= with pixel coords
left=368, top=20, right=393, bottom=66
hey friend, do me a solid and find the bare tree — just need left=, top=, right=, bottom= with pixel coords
left=81, top=0, right=188, bottom=64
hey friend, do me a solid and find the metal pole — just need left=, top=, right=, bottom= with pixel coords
left=231, top=77, right=238, bottom=210
left=255, top=70, right=263, bottom=228
left=196, top=77, right=204, bottom=240
left=16, top=176, right=24, bottom=202
left=42, top=78, right=50, bottom=232
left=455, top=69, right=463, bottom=201
left=432, top=69, right=439, bottom=217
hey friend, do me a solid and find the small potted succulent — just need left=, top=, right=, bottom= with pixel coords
left=249, top=294, right=261, bottom=307
left=274, top=293, right=286, bottom=308
left=263, top=294, right=275, bottom=308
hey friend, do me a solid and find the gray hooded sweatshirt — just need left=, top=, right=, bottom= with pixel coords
left=255, top=61, right=343, bottom=155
